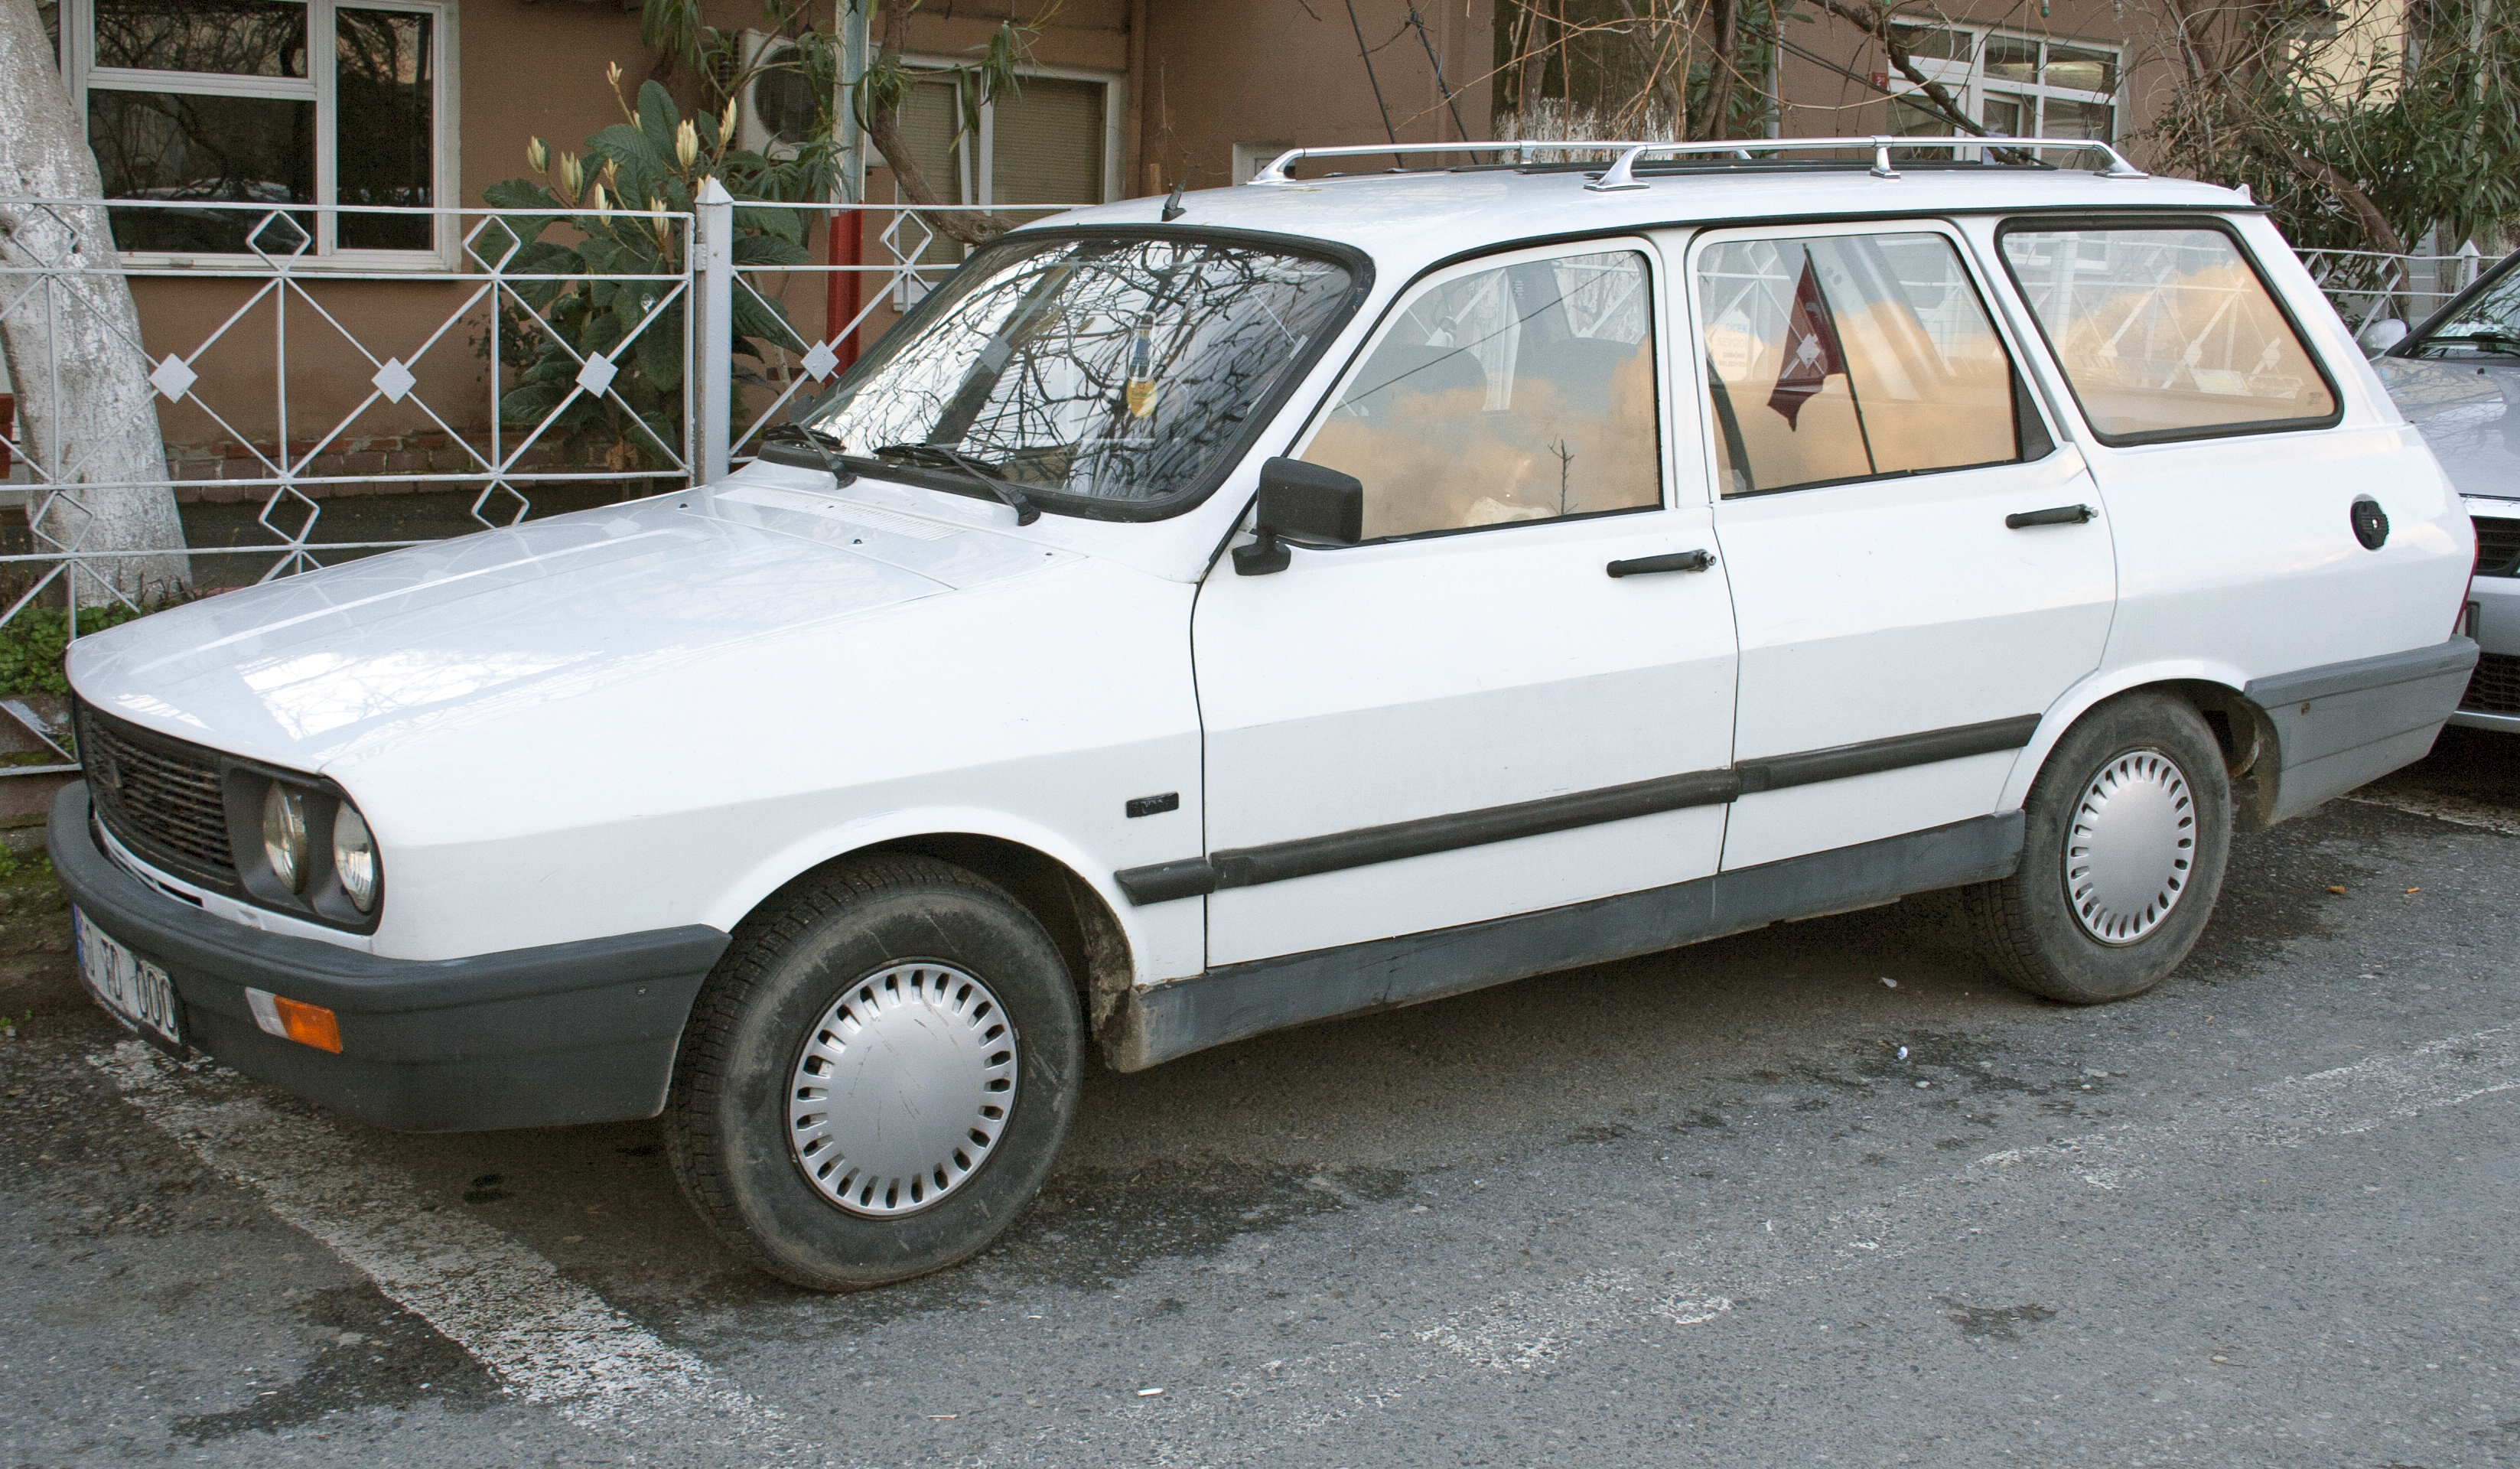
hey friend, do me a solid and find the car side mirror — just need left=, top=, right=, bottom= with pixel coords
left=1233, top=457, right=1363, bottom=575
left=2359, top=317, right=2409, bottom=357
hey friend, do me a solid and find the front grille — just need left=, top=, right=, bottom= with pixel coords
left=74, top=702, right=237, bottom=884
left=2473, top=516, right=2520, bottom=577
left=2461, top=652, right=2520, bottom=715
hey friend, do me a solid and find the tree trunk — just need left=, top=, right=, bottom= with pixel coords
left=0, top=0, right=189, bottom=604
left=0, top=0, right=188, bottom=603
left=861, top=5, right=1017, bottom=248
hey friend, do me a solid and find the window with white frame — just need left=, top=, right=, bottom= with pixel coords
left=876, top=64, right=1122, bottom=304
left=1883, top=24, right=2119, bottom=148
left=41, top=0, right=455, bottom=260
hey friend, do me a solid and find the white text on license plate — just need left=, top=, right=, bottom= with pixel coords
left=73, top=907, right=182, bottom=1044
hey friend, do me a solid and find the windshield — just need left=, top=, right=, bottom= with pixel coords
left=801, top=234, right=1359, bottom=514
left=2409, top=257, right=2520, bottom=360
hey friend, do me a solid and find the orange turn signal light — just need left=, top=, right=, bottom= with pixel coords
left=243, top=986, right=343, bottom=1054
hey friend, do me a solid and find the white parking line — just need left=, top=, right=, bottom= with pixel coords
left=92, top=1041, right=817, bottom=1457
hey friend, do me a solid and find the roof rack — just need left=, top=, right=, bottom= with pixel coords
left=1244, top=136, right=2147, bottom=190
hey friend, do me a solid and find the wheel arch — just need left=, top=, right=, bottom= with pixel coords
left=868, top=833, right=1138, bottom=1037
left=711, top=823, right=1141, bottom=1041
left=2004, top=662, right=2281, bottom=826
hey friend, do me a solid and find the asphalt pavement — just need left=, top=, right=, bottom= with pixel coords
left=3, top=734, right=2518, bottom=1467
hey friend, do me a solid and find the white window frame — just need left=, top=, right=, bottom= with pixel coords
left=1884, top=24, right=2121, bottom=146
left=874, top=59, right=1123, bottom=308
left=881, top=57, right=1125, bottom=210
left=54, top=0, right=461, bottom=270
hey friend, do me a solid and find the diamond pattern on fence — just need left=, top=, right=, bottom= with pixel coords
left=0, top=200, right=698, bottom=641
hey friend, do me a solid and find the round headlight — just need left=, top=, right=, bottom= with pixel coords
left=262, top=784, right=309, bottom=893
left=332, top=804, right=378, bottom=914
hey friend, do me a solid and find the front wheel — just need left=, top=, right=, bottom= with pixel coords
left=1962, top=693, right=2233, bottom=1004
left=664, top=854, right=1083, bottom=1291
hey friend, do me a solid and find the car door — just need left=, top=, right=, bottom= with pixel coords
left=1191, top=241, right=1740, bottom=966
left=1683, top=223, right=2117, bottom=871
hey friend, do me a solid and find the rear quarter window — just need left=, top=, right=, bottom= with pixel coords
left=1997, top=223, right=2339, bottom=445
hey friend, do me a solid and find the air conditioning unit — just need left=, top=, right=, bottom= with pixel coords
left=738, top=30, right=824, bottom=158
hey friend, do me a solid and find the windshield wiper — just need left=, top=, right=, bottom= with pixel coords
left=868, top=443, right=1040, bottom=526
left=758, top=423, right=858, bottom=487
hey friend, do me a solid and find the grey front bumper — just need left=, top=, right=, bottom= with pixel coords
left=2243, top=636, right=2479, bottom=824
left=50, top=783, right=728, bottom=1132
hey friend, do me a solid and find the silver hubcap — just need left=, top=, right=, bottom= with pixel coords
left=787, top=963, right=1017, bottom=1217
left=2064, top=747, right=2196, bottom=946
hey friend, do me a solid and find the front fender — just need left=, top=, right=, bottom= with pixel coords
left=699, top=803, right=1206, bottom=990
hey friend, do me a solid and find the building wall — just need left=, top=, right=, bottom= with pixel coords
left=1138, top=0, right=1496, bottom=191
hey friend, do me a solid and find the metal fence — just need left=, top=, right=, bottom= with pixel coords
left=2298, top=243, right=2489, bottom=333
left=0, top=191, right=1053, bottom=783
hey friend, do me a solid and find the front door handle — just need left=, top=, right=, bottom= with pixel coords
left=1607, top=549, right=1715, bottom=578
left=2005, top=503, right=2096, bottom=529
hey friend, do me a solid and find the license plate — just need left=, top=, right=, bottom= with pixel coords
left=73, top=907, right=183, bottom=1047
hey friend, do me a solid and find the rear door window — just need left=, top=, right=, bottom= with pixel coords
left=1696, top=231, right=2043, bottom=496
left=1997, top=224, right=2339, bottom=443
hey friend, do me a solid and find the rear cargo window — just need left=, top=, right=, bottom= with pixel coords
left=1997, top=225, right=2339, bottom=444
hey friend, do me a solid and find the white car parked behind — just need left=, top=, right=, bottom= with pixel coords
left=57, top=137, right=2476, bottom=1289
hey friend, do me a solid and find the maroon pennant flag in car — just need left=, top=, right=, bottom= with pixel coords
left=1767, top=256, right=1846, bottom=429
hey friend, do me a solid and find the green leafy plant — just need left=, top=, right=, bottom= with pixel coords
left=481, top=68, right=835, bottom=469
left=2146, top=0, right=2520, bottom=258
left=0, top=604, right=148, bottom=699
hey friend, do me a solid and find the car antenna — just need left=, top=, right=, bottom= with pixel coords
left=1161, top=178, right=1187, bottom=222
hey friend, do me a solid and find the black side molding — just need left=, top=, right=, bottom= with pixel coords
left=1734, top=714, right=2041, bottom=794
left=1112, top=714, right=2043, bottom=905
left=1113, top=768, right=1740, bottom=905
left=1101, top=813, right=2025, bottom=1071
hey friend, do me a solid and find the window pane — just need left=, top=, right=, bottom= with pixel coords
left=2409, top=266, right=2520, bottom=359
left=1981, top=93, right=2024, bottom=137
left=1307, top=252, right=1660, bottom=540
left=993, top=77, right=1105, bottom=207
left=335, top=8, right=433, bottom=250
left=2043, top=44, right=2118, bottom=95
left=2040, top=97, right=2115, bottom=143
left=90, top=89, right=313, bottom=252
left=1700, top=233, right=2021, bottom=495
left=1889, top=24, right=1971, bottom=61
left=2000, top=229, right=2337, bottom=441
left=93, top=0, right=308, bottom=77
left=1985, top=36, right=2038, bottom=83
left=806, top=237, right=1354, bottom=507
left=1887, top=97, right=1958, bottom=159
left=887, top=77, right=969, bottom=289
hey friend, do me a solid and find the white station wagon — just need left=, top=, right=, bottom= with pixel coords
left=57, top=137, right=2478, bottom=1289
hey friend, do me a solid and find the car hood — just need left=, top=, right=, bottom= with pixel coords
left=67, top=482, right=1078, bottom=771
left=2376, top=354, right=2520, bottom=502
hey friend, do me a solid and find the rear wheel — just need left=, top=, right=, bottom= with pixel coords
left=1963, top=693, right=2232, bottom=1004
left=664, top=854, right=1083, bottom=1291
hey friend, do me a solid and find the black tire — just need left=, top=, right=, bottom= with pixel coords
left=1962, top=692, right=2232, bottom=1005
left=664, top=853, right=1083, bottom=1291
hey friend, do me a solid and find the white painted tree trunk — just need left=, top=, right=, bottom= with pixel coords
left=0, top=0, right=190, bottom=602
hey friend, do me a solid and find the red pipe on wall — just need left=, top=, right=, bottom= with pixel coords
left=825, top=204, right=861, bottom=373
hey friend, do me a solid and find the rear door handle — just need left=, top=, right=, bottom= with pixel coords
left=1607, top=549, right=1715, bottom=578
left=2005, top=503, right=2096, bottom=529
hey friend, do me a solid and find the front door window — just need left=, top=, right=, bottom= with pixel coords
left=1304, top=250, right=1662, bottom=539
